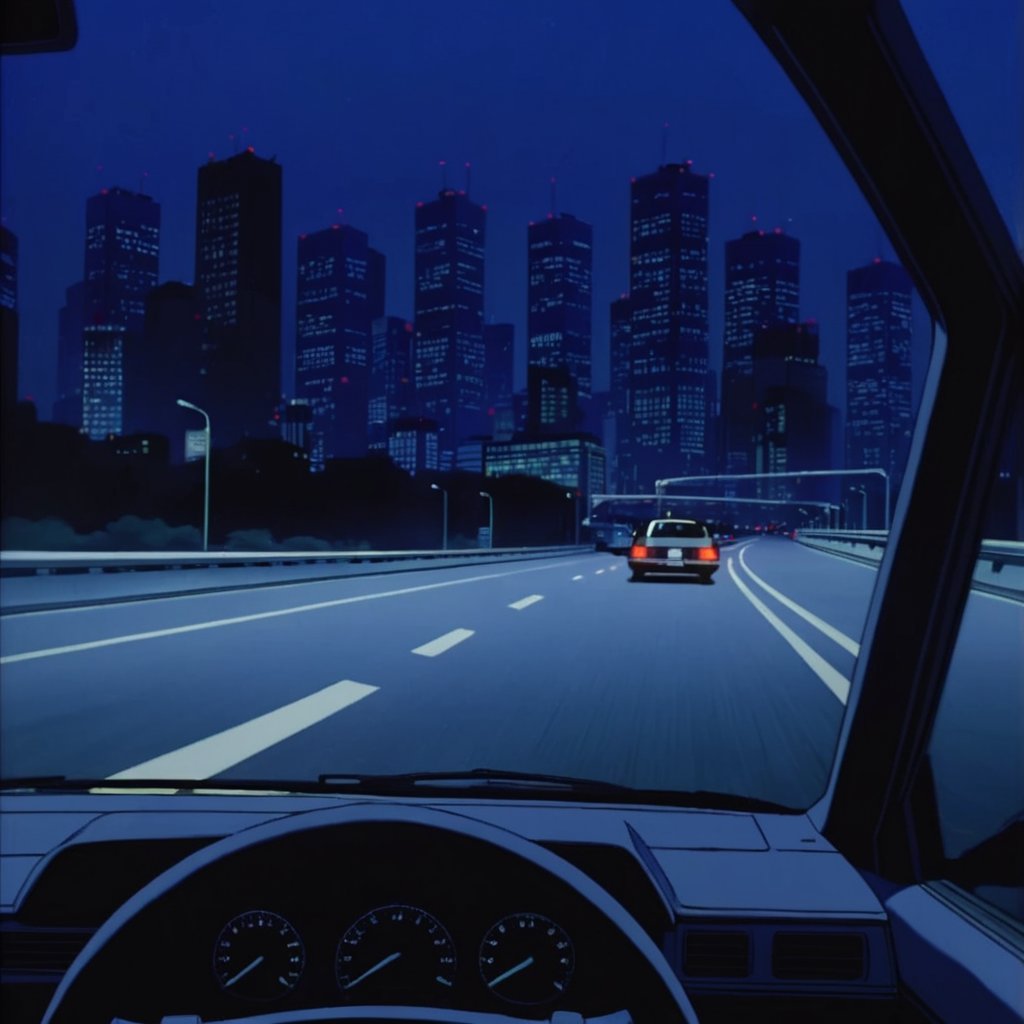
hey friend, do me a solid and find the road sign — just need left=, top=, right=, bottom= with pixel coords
left=185, top=429, right=207, bottom=462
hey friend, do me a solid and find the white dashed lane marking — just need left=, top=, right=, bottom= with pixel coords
left=508, top=595, right=544, bottom=611
left=108, top=679, right=378, bottom=780
left=1, top=560, right=589, bottom=664
left=411, top=628, right=475, bottom=658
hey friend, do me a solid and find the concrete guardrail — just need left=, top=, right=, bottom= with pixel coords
left=794, top=530, right=1023, bottom=601
left=0, top=545, right=595, bottom=614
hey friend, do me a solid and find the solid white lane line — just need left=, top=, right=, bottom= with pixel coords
left=572, top=575, right=584, bottom=581
left=727, top=558, right=849, bottom=705
left=738, top=546, right=860, bottom=656
left=411, top=628, right=475, bottom=657
left=0, top=560, right=589, bottom=665
left=107, top=679, right=378, bottom=780
left=508, top=595, right=544, bottom=611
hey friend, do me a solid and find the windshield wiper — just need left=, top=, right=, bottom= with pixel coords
left=0, top=772, right=798, bottom=813
left=316, top=767, right=799, bottom=813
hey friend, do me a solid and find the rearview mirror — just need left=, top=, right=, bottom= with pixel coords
left=2, top=0, right=78, bottom=55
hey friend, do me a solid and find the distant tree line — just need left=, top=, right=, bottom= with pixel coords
left=1, top=404, right=579, bottom=551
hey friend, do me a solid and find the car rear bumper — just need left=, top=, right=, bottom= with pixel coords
left=628, top=558, right=719, bottom=574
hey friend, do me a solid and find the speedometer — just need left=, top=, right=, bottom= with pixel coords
left=336, top=904, right=457, bottom=1000
left=213, top=910, right=305, bottom=1001
left=479, top=912, right=574, bottom=1005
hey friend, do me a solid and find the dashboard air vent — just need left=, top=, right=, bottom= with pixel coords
left=683, top=930, right=751, bottom=977
left=772, top=931, right=866, bottom=980
left=0, top=927, right=93, bottom=975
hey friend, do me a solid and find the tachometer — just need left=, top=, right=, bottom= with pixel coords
left=336, top=904, right=457, bottom=999
left=213, top=910, right=305, bottom=1000
left=479, top=912, right=574, bottom=1005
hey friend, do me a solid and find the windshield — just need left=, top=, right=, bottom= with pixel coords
left=2, top=0, right=1015, bottom=814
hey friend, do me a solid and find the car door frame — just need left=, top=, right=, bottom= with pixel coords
left=733, top=0, right=1023, bottom=1020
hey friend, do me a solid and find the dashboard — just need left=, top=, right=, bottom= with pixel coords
left=0, top=793, right=910, bottom=1024
left=78, top=819, right=659, bottom=1020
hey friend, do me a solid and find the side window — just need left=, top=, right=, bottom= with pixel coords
left=917, top=394, right=1024, bottom=925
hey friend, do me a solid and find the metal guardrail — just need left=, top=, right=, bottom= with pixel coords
left=795, top=530, right=1024, bottom=572
left=0, top=545, right=593, bottom=577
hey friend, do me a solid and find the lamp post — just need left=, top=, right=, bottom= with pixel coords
left=479, top=491, right=494, bottom=548
left=176, top=398, right=211, bottom=552
left=850, top=486, right=868, bottom=529
left=431, top=483, right=448, bottom=550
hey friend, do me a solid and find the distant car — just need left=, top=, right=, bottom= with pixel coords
left=628, top=518, right=720, bottom=583
left=590, top=520, right=635, bottom=554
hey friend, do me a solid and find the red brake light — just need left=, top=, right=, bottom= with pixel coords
left=697, top=546, right=719, bottom=561
left=630, top=545, right=648, bottom=559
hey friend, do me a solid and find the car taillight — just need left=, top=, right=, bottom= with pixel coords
left=630, top=545, right=649, bottom=559
left=696, top=546, right=719, bottom=561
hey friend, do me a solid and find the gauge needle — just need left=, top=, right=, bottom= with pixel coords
left=223, top=954, right=265, bottom=988
left=344, top=950, right=403, bottom=989
left=488, top=955, right=535, bottom=988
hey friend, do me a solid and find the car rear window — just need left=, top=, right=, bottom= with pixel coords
left=648, top=521, right=707, bottom=539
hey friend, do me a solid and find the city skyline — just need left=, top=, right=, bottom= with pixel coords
left=4, top=151, right=922, bottom=494
left=4, top=1, right=1002, bottom=423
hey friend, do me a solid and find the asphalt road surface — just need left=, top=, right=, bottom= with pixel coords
left=2, top=538, right=1019, bottom=811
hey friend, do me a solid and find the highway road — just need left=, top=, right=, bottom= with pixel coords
left=1, top=538, right=1019, bottom=812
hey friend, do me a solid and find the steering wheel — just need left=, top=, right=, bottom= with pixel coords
left=40, top=803, right=700, bottom=1024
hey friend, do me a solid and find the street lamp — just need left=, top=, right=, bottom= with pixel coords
left=850, top=486, right=868, bottom=530
left=176, top=398, right=211, bottom=552
left=566, top=491, right=579, bottom=545
left=479, top=491, right=494, bottom=548
left=431, top=483, right=448, bottom=550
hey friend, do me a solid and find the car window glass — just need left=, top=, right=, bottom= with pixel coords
left=0, top=0, right=945, bottom=813
left=901, top=0, right=1024, bottom=250
left=919, top=393, right=1024, bottom=924
left=649, top=522, right=706, bottom=539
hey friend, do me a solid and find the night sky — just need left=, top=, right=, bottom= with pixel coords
left=1, top=0, right=1019, bottom=423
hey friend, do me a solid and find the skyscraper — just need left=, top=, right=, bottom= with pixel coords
left=295, top=224, right=381, bottom=466
left=626, top=162, right=711, bottom=488
left=81, top=186, right=160, bottom=439
left=367, top=247, right=386, bottom=322
left=82, top=323, right=127, bottom=439
left=195, top=148, right=282, bottom=445
left=527, top=212, right=592, bottom=399
left=1, top=226, right=18, bottom=415
left=128, top=282, right=204, bottom=460
left=526, top=364, right=579, bottom=434
left=608, top=295, right=633, bottom=491
left=413, top=187, right=486, bottom=469
left=54, top=281, right=87, bottom=426
left=846, top=259, right=914, bottom=493
left=751, top=321, right=831, bottom=493
left=721, top=227, right=800, bottom=474
left=368, top=316, right=415, bottom=452
left=483, top=322, right=514, bottom=434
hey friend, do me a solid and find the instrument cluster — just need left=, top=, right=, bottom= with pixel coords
left=212, top=904, right=575, bottom=1009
